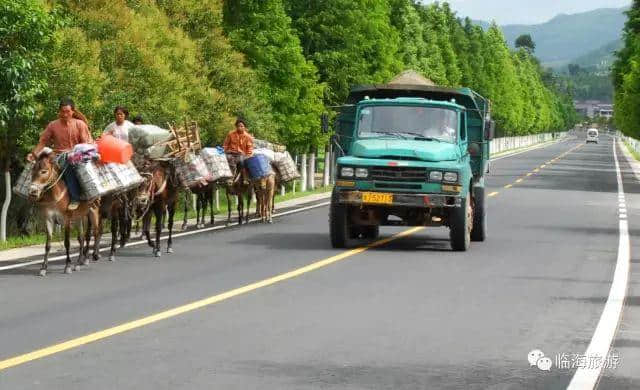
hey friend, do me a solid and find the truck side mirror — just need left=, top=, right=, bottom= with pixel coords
left=321, top=113, right=330, bottom=133
left=484, top=120, right=495, bottom=140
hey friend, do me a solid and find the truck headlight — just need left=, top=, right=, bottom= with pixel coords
left=443, top=172, right=458, bottom=183
left=341, top=167, right=354, bottom=177
left=429, top=171, right=443, bottom=181
left=355, top=168, right=368, bottom=178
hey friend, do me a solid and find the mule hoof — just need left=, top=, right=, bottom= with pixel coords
left=225, top=222, right=232, bottom=227
left=268, top=219, right=273, bottom=224
left=109, top=255, right=116, bottom=262
left=93, top=254, right=100, bottom=262
left=154, top=250, right=162, bottom=258
left=167, top=247, right=174, bottom=254
left=74, top=264, right=82, bottom=271
left=181, top=224, right=188, bottom=231
left=64, top=266, right=73, bottom=274
left=38, top=269, right=47, bottom=277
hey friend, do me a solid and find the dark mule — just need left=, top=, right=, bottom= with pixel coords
left=28, top=153, right=101, bottom=276
left=96, top=191, right=135, bottom=262
left=225, top=173, right=252, bottom=226
left=182, top=182, right=216, bottom=230
left=135, top=162, right=178, bottom=257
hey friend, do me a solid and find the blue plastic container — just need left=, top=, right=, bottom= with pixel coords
left=246, top=154, right=273, bottom=179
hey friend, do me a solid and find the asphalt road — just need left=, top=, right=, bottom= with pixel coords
left=1, top=135, right=638, bottom=389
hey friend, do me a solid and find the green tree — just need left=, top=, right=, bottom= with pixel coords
left=515, top=34, right=536, bottom=53
left=223, top=0, right=326, bottom=152
left=285, top=0, right=402, bottom=105
left=0, top=0, right=55, bottom=242
left=156, top=0, right=277, bottom=143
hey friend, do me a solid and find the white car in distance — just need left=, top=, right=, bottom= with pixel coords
left=586, top=128, right=599, bottom=144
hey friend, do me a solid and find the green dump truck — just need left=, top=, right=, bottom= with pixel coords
left=329, top=72, right=494, bottom=251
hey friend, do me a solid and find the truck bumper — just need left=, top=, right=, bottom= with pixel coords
left=337, top=190, right=462, bottom=208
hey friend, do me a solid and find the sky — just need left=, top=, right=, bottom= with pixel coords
left=422, top=0, right=631, bottom=25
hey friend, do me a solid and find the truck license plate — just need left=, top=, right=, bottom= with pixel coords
left=362, top=192, right=393, bottom=205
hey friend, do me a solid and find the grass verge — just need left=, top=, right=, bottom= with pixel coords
left=623, top=140, right=640, bottom=161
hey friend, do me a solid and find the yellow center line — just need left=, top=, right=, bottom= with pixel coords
left=504, top=184, right=513, bottom=189
left=0, top=226, right=425, bottom=372
left=533, top=168, right=540, bottom=172
left=526, top=172, right=533, bottom=177
left=540, top=164, right=546, bottom=169
left=488, top=191, right=499, bottom=197
left=515, top=178, right=523, bottom=183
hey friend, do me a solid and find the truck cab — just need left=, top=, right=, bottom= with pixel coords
left=329, top=78, right=493, bottom=251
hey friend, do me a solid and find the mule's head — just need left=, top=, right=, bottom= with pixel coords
left=28, top=152, right=57, bottom=201
left=134, top=173, right=154, bottom=217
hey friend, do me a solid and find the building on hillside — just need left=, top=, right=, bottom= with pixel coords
left=574, top=100, right=614, bottom=119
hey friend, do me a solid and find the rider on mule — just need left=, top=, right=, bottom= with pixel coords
left=28, top=98, right=93, bottom=210
left=223, top=118, right=253, bottom=184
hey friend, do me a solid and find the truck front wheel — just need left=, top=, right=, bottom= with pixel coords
left=450, top=196, right=472, bottom=251
left=471, top=186, right=487, bottom=242
left=330, top=191, right=352, bottom=248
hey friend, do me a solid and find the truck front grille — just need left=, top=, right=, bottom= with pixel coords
left=369, top=166, right=428, bottom=182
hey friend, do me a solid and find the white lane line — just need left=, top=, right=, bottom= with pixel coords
left=567, top=140, right=631, bottom=390
left=0, top=201, right=331, bottom=272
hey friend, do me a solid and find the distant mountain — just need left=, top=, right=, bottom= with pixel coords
left=571, top=39, right=622, bottom=70
left=474, top=7, right=627, bottom=68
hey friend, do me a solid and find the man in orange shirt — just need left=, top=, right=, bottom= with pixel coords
left=223, top=118, right=254, bottom=181
left=28, top=98, right=93, bottom=209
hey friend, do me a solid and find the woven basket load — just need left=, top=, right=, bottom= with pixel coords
left=107, top=161, right=144, bottom=192
left=174, top=153, right=212, bottom=188
left=253, top=138, right=286, bottom=153
left=200, top=148, right=233, bottom=182
left=273, top=151, right=300, bottom=182
left=12, top=162, right=35, bottom=199
left=75, top=161, right=121, bottom=199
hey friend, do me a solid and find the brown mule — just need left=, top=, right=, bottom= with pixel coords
left=28, top=153, right=101, bottom=276
left=253, top=174, right=276, bottom=223
left=135, top=162, right=179, bottom=257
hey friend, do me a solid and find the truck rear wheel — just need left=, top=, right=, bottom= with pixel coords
left=450, top=196, right=472, bottom=251
left=330, top=190, right=352, bottom=248
left=471, top=186, right=486, bottom=242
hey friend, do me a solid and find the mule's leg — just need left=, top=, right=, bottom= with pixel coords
left=247, top=189, right=253, bottom=224
left=167, top=200, right=176, bottom=254
left=182, top=191, right=189, bottom=230
left=75, top=219, right=86, bottom=271
left=200, top=192, right=207, bottom=227
left=64, top=222, right=72, bottom=274
left=110, top=215, right=118, bottom=261
left=143, top=212, right=153, bottom=248
left=40, top=217, right=54, bottom=277
left=83, top=216, right=92, bottom=259
left=226, top=189, right=233, bottom=226
left=237, top=194, right=243, bottom=225
left=90, top=209, right=101, bottom=262
left=196, top=193, right=202, bottom=228
left=209, top=188, right=215, bottom=225
left=154, top=205, right=163, bottom=257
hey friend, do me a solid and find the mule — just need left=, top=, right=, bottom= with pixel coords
left=253, top=173, right=276, bottom=223
left=96, top=191, right=134, bottom=262
left=182, top=182, right=216, bottom=230
left=28, top=153, right=101, bottom=276
left=135, top=162, right=179, bottom=257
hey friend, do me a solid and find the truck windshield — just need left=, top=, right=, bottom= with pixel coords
left=357, top=105, right=458, bottom=143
